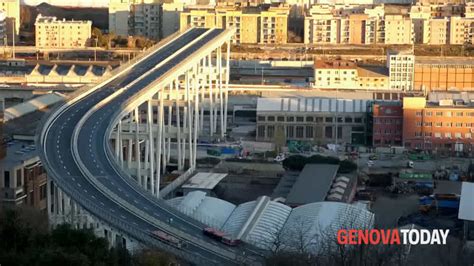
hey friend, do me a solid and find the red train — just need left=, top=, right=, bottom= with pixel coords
left=150, top=230, right=184, bottom=249
left=203, top=227, right=241, bottom=247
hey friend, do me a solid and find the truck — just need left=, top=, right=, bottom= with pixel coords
left=150, top=230, right=184, bottom=249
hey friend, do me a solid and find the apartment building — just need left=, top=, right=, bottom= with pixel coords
left=313, top=59, right=389, bottom=90
left=0, top=10, right=5, bottom=46
left=387, top=51, right=415, bottom=91
left=256, top=97, right=369, bottom=145
left=129, top=2, right=163, bottom=40
left=413, top=58, right=474, bottom=92
left=370, top=101, right=403, bottom=147
left=180, top=4, right=289, bottom=44
left=305, top=5, right=413, bottom=45
left=35, top=15, right=92, bottom=49
left=109, top=0, right=163, bottom=40
left=449, top=16, right=474, bottom=45
left=384, top=15, right=413, bottom=44
left=403, top=97, right=474, bottom=154
left=0, top=140, right=47, bottom=212
left=0, top=0, right=19, bottom=40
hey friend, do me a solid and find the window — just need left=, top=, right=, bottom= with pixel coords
left=287, top=117, right=294, bottom=122
left=337, top=127, right=342, bottom=139
left=424, top=132, right=432, bottom=137
left=325, top=117, right=333, bottom=123
left=415, top=132, right=422, bottom=137
left=416, top=121, right=422, bottom=127
left=325, top=126, right=333, bottom=138
left=40, top=184, right=47, bottom=200
left=456, top=112, right=463, bottom=117
left=277, top=116, right=284, bottom=122
left=445, top=111, right=452, bottom=117
left=4, top=171, right=10, bottom=188
left=315, top=117, right=323, bottom=123
left=306, top=117, right=314, bottom=122
left=296, top=126, right=304, bottom=138
left=354, top=117, right=362, bottom=123
left=287, top=126, right=294, bottom=138
left=465, top=133, right=472, bottom=139
left=267, top=126, right=275, bottom=138
left=456, top=123, right=463, bottom=127
left=257, top=126, right=266, bottom=138
left=424, top=122, right=432, bottom=127
left=16, top=169, right=22, bottom=187
left=306, top=126, right=314, bottom=138
left=296, top=117, right=304, bottom=122
left=267, top=116, right=275, bottom=122
left=416, top=111, right=422, bottom=117
left=425, top=111, right=432, bottom=117
left=345, top=117, right=353, bottom=123
left=435, top=122, right=442, bottom=127
left=435, top=132, right=441, bottom=138
left=445, top=132, right=452, bottom=139
left=258, top=116, right=265, bottom=122
left=455, top=132, right=462, bottom=139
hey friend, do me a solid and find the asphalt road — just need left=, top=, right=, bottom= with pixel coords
left=40, top=28, right=260, bottom=265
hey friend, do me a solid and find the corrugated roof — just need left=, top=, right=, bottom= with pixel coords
left=257, top=97, right=369, bottom=113
left=286, top=164, right=339, bottom=206
left=459, top=182, right=474, bottom=221
left=4, top=93, right=65, bottom=121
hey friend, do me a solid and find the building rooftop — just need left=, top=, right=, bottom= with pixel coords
left=35, top=14, right=92, bottom=25
left=314, top=60, right=356, bottom=69
left=357, top=65, right=389, bottom=78
left=4, top=92, right=65, bottom=122
left=286, top=164, right=339, bottom=206
left=257, top=97, right=369, bottom=113
left=416, top=57, right=474, bottom=66
left=458, top=182, right=474, bottom=221
left=181, top=172, right=228, bottom=190
left=0, top=140, right=39, bottom=169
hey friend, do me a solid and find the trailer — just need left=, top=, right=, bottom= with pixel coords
left=150, top=230, right=183, bottom=248
left=203, top=227, right=241, bottom=247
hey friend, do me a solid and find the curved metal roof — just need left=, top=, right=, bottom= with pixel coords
left=281, top=202, right=375, bottom=253
left=167, top=191, right=236, bottom=229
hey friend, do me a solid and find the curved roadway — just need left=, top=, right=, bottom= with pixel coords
left=39, top=28, right=261, bottom=265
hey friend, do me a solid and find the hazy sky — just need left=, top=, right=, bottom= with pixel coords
left=22, top=0, right=109, bottom=8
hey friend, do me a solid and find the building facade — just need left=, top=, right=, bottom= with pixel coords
left=0, top=141, right=47, bottom=212
left=387, top=51, right=415, bottom=91
left=35, top=15, right=92, bottom=49
left=180, top=4, right=289, bottom=44
left=109, top=0, right=163, bottom=40
left=403, top=97, right=474, bottom=154
left=256, top=97, right=368, bottom=145
left=314, top=59, right=389, bottom=90
left=413, top=58, right=474, bottom=92
left=370, top=101, right=403, bottom=147
left=0, top=0, right=19, bottom=41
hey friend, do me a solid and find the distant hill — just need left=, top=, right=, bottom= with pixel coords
left=23, top=3, right=108, bottom=30
left=22, top=0, right=108, bottom=8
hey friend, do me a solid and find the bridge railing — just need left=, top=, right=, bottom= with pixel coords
left=63, top=26, right=192, bottom=102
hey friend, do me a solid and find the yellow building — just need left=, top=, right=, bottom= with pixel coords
left=449, top=16, right=474, bottom=45
left=0, top=0, right=19, bottom=40
left=384, top=15, right=413, bottom=44
left=35, top=15, right=92, bottom=49
left=180, top=4, right=289, bottom=44
left=314, top=59, right=390, bottom=90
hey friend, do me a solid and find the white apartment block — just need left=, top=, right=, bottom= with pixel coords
left=35, top=15, right=92, bottom=49
left=387, top=51, right=414, bottom=91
